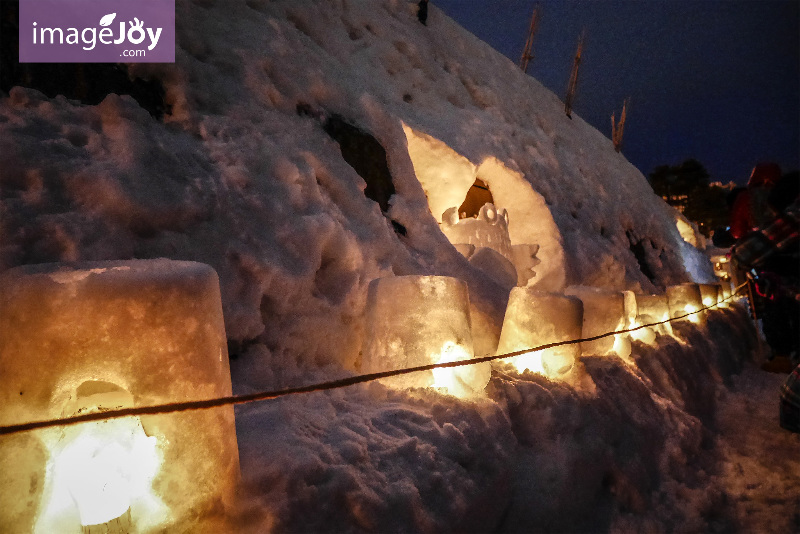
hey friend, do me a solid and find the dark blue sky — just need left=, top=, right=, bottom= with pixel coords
left=434, top=0, right=799, bottom=184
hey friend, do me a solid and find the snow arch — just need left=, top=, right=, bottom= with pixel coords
left=402, top=124, right=567, bottom=291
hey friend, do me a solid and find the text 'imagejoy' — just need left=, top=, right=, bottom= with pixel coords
left=19, top=0, right=174, bottom=63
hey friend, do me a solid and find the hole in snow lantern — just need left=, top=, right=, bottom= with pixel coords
left=698, top=284, right=720, bottom=308
left=361, top=275, right=490, bottom=398
left=666, top=283, right=704, bottom=324
left=564, top=286, right=627, bottom=357
left=0, top=260, right=239, bottom=533
left=496, top=288, right=583, bottom=377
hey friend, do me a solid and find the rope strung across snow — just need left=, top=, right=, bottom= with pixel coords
left=0, top=283, right=748, bottom=437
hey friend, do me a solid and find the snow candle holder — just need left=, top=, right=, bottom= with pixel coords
left=633, top=293, right=671, bottom=342
left=361, top=275, right=490, bottom=398
left=717, top=282, right=732, bottom=307
left=698, top=284, right=720, bottom=309
left=496, top=288, right=582, bottom=377
left=564, top=286, right=627, bottom=357
left=0, top=260, right=239, bottom=534
left=666, top=283, right=704, bottom=324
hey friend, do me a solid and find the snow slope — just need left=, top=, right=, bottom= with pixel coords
left=2, top=0, right=795, bottom=532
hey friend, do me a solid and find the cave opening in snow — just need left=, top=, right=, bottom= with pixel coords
left=458, top=178, right=494, bottom=219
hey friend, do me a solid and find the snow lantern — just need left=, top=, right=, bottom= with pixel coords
left=496, top=288, right=583, bottom=377
left=698, top=284, right=720, bottom=308
left=564, top=286, right=628, bottom=357
left=622, top=290, right=654, bottom=345
left=0, top=260, right=239, bottom=533
left=666, top=283, right=704, bottom=323
left=718, top=282, right=732, bottom=307
left=633, top=293, right=671, bottom=343
left=361, top=275, right=490, bottom=398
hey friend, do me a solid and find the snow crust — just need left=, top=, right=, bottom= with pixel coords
left=1, top=0, right=797, bottom=532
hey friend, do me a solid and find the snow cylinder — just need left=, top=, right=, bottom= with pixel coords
left=0, top=260, right=239, bottom=533
left=361, top=275, right=490, bottom=398
left=496, top=288, right=583, bottom=377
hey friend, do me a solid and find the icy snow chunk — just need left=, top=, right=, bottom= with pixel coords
left=361, top=275, right=490, bottom=398
left=0, top=260, right=239, bottom=534
left=496, top=288, right=583, bottom=377
left=467, top=247, right=518, bottom=290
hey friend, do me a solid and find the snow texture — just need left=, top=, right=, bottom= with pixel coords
left=1, top=0, right=797, bottom=532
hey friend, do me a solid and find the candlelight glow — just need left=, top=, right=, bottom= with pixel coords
left=37, top=419, right=164, bottom=531
left=667, top=283, right=705, bottom=324
left=684, top=304, right=701, bottom=324
left=629, top=319, right=657, bottom=345
left=431, top=341, right=485, bottom=397
left=497, top=289, right=582, bottom=378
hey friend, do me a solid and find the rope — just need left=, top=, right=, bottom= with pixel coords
left=0, top=284, right=747, bottom=437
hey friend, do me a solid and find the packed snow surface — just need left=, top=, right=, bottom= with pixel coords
left=1, top=0, right=796, bottom=532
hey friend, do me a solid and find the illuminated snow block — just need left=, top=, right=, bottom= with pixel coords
left=666, top=283, right=704, bottom=323
left=698, top=283, right=720, bottom=308
left=718, top=282, right=733, bottom=307
left=0, top=260, right=239, bottom=534
left=361, top=275, right=490, bottom=398
left=564, top=286, right=626, bottom=356
left=440, top=203, right=513, bottom=262
left=496, top=288, right=583, bottom=377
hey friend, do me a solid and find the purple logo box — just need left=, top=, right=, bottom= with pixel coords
left=20, top=0, right=175, bottom=63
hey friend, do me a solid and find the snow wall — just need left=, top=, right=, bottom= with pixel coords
left=0, top=0, right=713, bottom=365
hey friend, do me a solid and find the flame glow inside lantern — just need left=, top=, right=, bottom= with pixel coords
left=361, top=275, right=490, bottom=398
left=633, top=293, right=671, bottom=342
left=666, top=283, right=704, bottom=324
left=717, top=282, right=732, bottom=307
left=0, top=260, right=239, bottom=533
left=698, top=283, right=720, bottom=308
left=565, top=286, right=627, bottom=357
left=496, top=288, right=583, bottom=377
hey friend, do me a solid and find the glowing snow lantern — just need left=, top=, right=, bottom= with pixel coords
left=496, top=288, right=583, bottom=377
left=564, top=286, right=628, bottom=357
left=666, top=283, right=704, bottom=324
left=0, top=260, right=239, bottom=533
left=698, top=283, right=720, bottom=308
left=717, top=282, right=732, bottom=307
left=361, top=275, right=490, bottom=398
left=633, top=293, right=671, bottom=342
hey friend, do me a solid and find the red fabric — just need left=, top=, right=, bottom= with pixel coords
left=730, top=189, right=754, bottom=239
left=747, top=162, right=781, bottom=187
left=730, top=163, right=782, bottom=239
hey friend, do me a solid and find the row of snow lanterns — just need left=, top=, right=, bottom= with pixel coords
left=361, top=275, right=735, bottom=398
left=0, top=259, right=735, bottom=532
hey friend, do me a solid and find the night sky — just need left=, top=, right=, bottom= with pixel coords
left=433, top=0, right=799, bottom=185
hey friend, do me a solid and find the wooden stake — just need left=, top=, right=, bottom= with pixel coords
left=612, top=97, right=629, bottom=152
left=564, top=29, right=585, bottom=118
left=519, top=4, right=540, bottom=73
